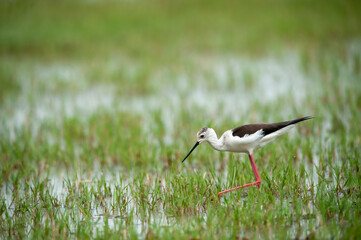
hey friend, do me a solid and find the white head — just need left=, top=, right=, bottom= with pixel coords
left=196, top=127, right=216, bottom=143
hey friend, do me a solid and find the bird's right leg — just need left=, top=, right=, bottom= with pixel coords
left=248, top=153, right=261, bottom=188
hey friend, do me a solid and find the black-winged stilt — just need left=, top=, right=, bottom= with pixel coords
left=182, top=116, right=312, bottom=196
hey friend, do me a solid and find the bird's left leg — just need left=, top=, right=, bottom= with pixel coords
left=218, top=154, right=261, bottom=197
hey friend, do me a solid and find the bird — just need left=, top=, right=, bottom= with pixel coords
left=182, top=116, right=312, bottom=197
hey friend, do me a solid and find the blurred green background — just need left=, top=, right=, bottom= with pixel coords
left=1, top=0, right=360, bottom=58
left=1, top=0, right=361, bottom=101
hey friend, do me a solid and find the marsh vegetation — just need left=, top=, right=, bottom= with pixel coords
left=1, top=0, right=361, bottom=239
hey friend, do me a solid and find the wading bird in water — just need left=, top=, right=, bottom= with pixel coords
left=182, top=116, right=312, bottom=197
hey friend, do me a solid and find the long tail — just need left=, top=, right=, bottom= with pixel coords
left=288, top=116, right=313, bottom=125
left=258, top=116, right=312, bottom=147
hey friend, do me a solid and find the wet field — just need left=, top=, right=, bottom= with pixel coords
left=1, top=1, right=361, bottom=239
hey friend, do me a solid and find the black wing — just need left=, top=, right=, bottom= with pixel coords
left=232, top=116, right=312, bottom=138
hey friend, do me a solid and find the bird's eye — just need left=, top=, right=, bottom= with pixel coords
left=200, top=134, right=205, bottom=138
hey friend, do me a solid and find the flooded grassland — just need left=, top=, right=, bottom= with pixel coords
left=1, top=1, right=361, bottom=239
left=1, top=45, right=361, bottom=239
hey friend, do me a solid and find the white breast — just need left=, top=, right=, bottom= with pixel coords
left=223, top=130, right=264, bottom=154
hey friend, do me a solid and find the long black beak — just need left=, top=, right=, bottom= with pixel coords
left=182, top=141, right=199, bottom=163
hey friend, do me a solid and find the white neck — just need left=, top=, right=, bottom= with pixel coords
left=206, top=129, right=225, bottom=151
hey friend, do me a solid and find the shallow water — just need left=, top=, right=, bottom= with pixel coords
left=1, top=44, right=359, bottom=237
left=1, top=52, right=310, bottom=144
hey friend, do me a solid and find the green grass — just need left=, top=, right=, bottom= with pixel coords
left=1, top=0, right=361, bottom=239
left=1, top=0, right=361, bottom=60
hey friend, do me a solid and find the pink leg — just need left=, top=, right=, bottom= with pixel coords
left=218, top=154, right=261, bottom=197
